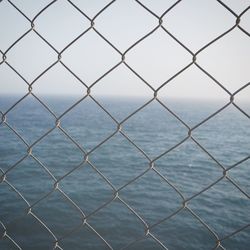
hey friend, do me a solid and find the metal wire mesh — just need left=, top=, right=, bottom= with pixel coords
left=0, top=0, right=249, bottom=249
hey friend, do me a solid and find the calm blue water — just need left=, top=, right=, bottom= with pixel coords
left=0, top=95, right=249, bottom=250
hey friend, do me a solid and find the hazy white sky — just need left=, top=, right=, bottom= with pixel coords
left=0, top=0, right=250, bottom=101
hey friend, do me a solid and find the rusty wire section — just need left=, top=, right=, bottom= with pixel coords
left=0, top=0, right=249, bottom=249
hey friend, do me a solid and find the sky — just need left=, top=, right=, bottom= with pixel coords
left=0, top=0, right=250, bottom=102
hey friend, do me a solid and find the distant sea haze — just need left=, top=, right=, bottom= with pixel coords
left=0, top=96, right=249, bottom=250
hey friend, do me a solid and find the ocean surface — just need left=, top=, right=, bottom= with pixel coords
left=0, top=95, right=249, bottom=250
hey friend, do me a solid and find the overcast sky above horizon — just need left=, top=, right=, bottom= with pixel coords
left=0, top=0, right=250, bottom=102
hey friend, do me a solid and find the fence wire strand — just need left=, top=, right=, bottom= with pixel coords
left=0, top=0, right=249, bottom=249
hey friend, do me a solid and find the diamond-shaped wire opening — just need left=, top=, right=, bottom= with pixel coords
left=69, top=0, right=111, bottom=18
left=5, top=31, right=57, bottom=82
left=91, top=64, right=153, bottom=119
left=158, top=66, right=229, bottom=126
left=119, top=169, right=183, bottom=225
left=4, top=213, right=55, bottom=249
left=32, top=128, right=85, bottom=178
left=228, top=158, right=250, bottom=196
left=192, top=104, right=250, bottom=166
left=0, top=181, right=28, bottom=225
left=162, top=0, right=235, bottom=51
left=6, top=156, right=55, bottom=204
left=95, top=0, right=157, bottom=51
left=122, top=100, right=188, bottom=159
left=33, top=189, right=83, bottom=239
left=61, top=97, right=117, bottom=151
left=59, top=162, right=114, bottom=215
left=62, top=30, right=121, bottom=85
left=9, top=0, right=53, bottom=19
left=90, top=133, right=149, bottom=188
left=155, top=139, right=222, bottom=198
left=197, top=28, right=250, bottom=93
left=88, top=199, right=145, bottom=249
left=32, top=63, right=86, bottom=113
left=5, top=95, right=55, bottom=144
left=0, top=1, right=30, bottom=52
left=34, top=0, right=90, bottom=51
left=151, top=208, right=216, bottom=250
left=0, top=125, right=27, bottom=172
left=189, top=178, right=250, bottom=240
left=0, top=64, right=28, bottom=100
left=126, top=28, right=191, bottom=89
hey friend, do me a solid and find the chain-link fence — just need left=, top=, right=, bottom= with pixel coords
left=0, top=0, right=250, bottom=249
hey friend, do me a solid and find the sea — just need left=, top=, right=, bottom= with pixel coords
left=0, top=95, right=249, bottom=250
